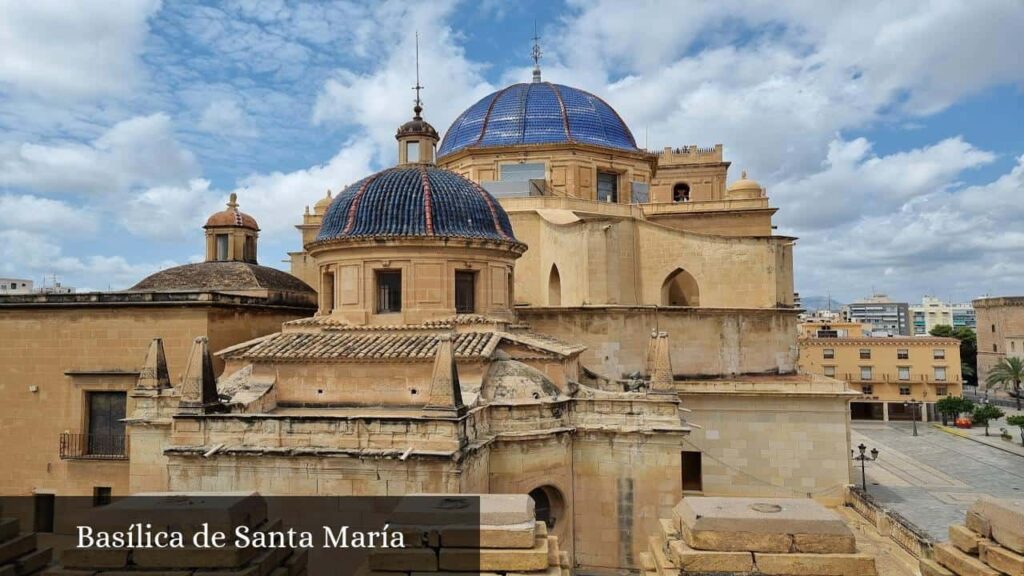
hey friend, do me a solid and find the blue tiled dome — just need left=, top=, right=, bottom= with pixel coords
left=316, top=165, right=519, bottom=243
left=438, top=82, right=638, bottom=157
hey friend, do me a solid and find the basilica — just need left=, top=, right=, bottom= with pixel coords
left=0, top=61, right=855, bottom=575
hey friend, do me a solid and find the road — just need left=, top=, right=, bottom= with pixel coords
left=851, top=422, right=1024, bottom=541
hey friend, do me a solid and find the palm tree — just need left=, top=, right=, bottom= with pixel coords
left=986, top=357, right=1024, bottom=411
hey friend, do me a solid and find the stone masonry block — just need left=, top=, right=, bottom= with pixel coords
left=950, top=524, right=984, bottom=555
left=0, top=519, right=18, bottom=544
left=439, top=520, right=536, bottom=549
left=966, top=510, right=991, bottom=539
left=752, top=552, right=878, bottom=576
left=985, top=543, right=1024, bottom=576
left=918, top=558, right=954, bottom=576
left=668, top=538, right=754, bottom=573
left=969, top=498, right=1024, bottom=554
left=367, top=548, right=438, bottom=572
left=934, top=542, right=1000, bottom=576
left=439, top=537, right=548, bottom=572
left=0, top=534, right=35, bottom=565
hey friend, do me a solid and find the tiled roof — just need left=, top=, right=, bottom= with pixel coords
left=438, top=82, right=638, bottom=157
left=316, top=165, right=520, bottom=244
left=283, top=314, right=507, bottom=330
left=220, top=329, right=583, bottom=362
left=130, top=262, right=314, bottom=294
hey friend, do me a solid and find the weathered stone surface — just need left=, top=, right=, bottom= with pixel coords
left=0, top=534, right=35, bottom=565
left=985, top=543, right=1024, bottom=576
left=90, top=492, right=267, bottom=538
left=133, top=546, right=260, bottom=569
left=9, top=546, right=52, bottom=575
left=367, top=548, right=438, bottom=572
left=0, top=519, right=18, bottom=544
left=934, top=542, right=999, bottom=576
left=668, top=538, right=754, bottom=573
left=59, top=547, right=128, bottom=570
left=966, top=510, right=991, bottom=538
left=439, top=537, right=548, bottom=572
left=753, top=552, right=878, bottom=576
left=675, top=497, right=854, bottom=553
left=40, top=568, right=98, bottom=576
left=919, top=557, right=954, bottom=576
left=969, top=498, right=1024, bottom=554
left=439, top=520, right=536, bottom=549
left=950, top=523, right=984, bottom=554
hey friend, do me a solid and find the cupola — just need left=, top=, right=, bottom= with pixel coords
left=203, top=193, right=259, bottom=263
left=396, top=36, right=439, bottom=165
left=726, top=170, right=764, bottom=200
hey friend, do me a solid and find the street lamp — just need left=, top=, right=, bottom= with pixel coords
left=852, top=443, right=879, bottom=492
left=903, top=400, right=921, bottom=436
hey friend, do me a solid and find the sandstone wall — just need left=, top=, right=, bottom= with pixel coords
left=974, top=296, right=1024, bottom=390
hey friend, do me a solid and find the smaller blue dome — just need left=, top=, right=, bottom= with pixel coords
left=438, top=82, right=638, bottom=157
left=316, top=165, right=519, bottom=244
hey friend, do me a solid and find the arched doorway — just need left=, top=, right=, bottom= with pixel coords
left=528, top=485, right=565, bottom=529
left=548, top=265, right=562, bottom=306
left=673, top=182, right=690, bottom=202
left=661, top=268, right=699, bottom=306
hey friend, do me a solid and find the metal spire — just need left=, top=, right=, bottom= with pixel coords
left=531, top=22, right=542, bottom=83
left=412, top=31, right=424, bottom=119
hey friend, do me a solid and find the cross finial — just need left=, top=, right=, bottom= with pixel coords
left=412, top=31, right=424, bottom=119
left=531, top=22, right=542, bottom=83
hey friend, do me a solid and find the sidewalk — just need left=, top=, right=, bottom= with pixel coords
left=932, top=416, right=1024, bottom=457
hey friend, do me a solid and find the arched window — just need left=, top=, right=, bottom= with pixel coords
left=673, top=182, right=691, bottom=203
left=661, top=268, right=699, bottom=306
left=528, top=486, right=565, bottom=529
left=548, top=265, right=562, bottom=306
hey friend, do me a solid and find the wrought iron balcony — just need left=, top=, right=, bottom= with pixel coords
left=59, top=432, right=128, bottom=460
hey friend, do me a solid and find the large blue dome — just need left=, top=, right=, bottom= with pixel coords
left=316, top=165, right=519, bottom=244
left=438, top=82, right=638, bottom=157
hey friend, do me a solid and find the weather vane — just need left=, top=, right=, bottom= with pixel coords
left=531, top=22, right=542, bottom=83
left=413, top=31, right=424, bottom=118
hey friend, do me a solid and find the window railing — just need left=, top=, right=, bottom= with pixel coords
left=59, top=432, right=128, bottom=460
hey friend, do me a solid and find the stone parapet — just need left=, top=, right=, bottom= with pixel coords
left=924, top=497, right=1024, bottom=576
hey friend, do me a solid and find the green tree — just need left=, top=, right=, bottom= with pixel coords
left=930, top=325, right=978, bottom=387
left=1007, top=415, right=1024, bottom=447
left=972, top=404, right=1005, bottom=436
left=985, top=356, right=1024, bottom=411
left=936, top=396, right=969, bottom=426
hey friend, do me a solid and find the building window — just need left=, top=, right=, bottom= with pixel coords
left=860, top=366, right=872, bottom=380
left=93, top=487, right=112, bottom=507
left=500, top=162, right=545, bottom=181
left=681, top=451, right=703, bottom=492
left=934, top=367, right=947, bottom=381
left=375, top=270, right=402, bottom=313
left=899, top=386, right=911, bottom=396
left=897, top=348, right=909, bottom=360
left=455, top=270, right=476, bottom=314
left=992, top=324, right=996, bottom=333
left=933, top=349, right=945, bottom=360
left=994, top=344, right=998, bottom=352
left=406, top=140, right=419, bottom=162
left=86, top=391, right=126, bottom=457
left=824, top=365, right=836, bottom=377
left=898, top=366, right=911, bottom=381
left=859, top=349, right=871, bottom=359
left=597, top=171, right=618, bottom=203
left=673, top=182, right=690, bottom=202
left=823, top=348, right=834, bottom=359
left=936, top=385, right=948, bottom=396
left=244, top=236, right=255, bottom=262
left=861, top=384, right=873, bottom=395
left=33, top=494, right=55, bottom=533
left=528, top=486, right=565, bottom=529
left=215, top=234, right=229, bottom=261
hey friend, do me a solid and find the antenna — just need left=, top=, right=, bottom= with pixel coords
left=531, top=21, right=542, bottom=83
left=412, top=32, right=424, bottom=119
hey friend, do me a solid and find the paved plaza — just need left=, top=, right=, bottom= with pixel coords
left=852, top=422, right=1024, bottom=541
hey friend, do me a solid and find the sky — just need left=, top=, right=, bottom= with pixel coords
left=1, top=0, right=1022, bottom=304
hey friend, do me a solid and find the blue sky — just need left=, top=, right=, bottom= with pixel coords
left=1, top=0, right=1022, bottom=304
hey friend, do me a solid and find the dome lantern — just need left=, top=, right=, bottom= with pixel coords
left=203, top=193, right=260, bottom=263
left=396, top=33, right=439, bottom=165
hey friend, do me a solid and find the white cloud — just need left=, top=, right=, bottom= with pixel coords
left=0, top=0, right=160, bottom=99
left=0, top=113, right=199, bottom=195
left=198, top=99, right=258, bottom=137
left=121, top=179, right=218, bottom=241
left=0, top=194, right=97, bottom=235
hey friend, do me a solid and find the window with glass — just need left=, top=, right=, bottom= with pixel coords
left=899, top=386, right=911, bottom=396
left=455, top=270, right=476, bottom=314
left=859, top=348, right=871, bottom=359
left=375, top=270, right=402, bottom=313
left=861, top=384, right=873, bottom=395
left=215, top=234, right=229, bottom=261
left=933, top=348, right=945, bottom=359
left=936, top=385, right=948, bottom=396
left=500, top=162, right=545, bottom=181
left=596, top=171, right=618, bottom=203
left=898, top=366, right=911, bottom=381
left=860, top=366, right=872, bottom=380
left=406, top=141, right=419, bottom=162
left=824, top=365, right=836, bottom=377
left=934, top=366, right=947, bottom=381
left=897, top=348, right=909, bottom=360
left=823, top=348, right=835, bottom=359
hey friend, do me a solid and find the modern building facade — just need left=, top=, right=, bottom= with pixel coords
left=845, top=295, right=911, bottom=337
left=799, top=327, right=962, bottom=421
left=911, top=296, right=976, bottom=335
left=0, top=278, right=33, bottom=294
